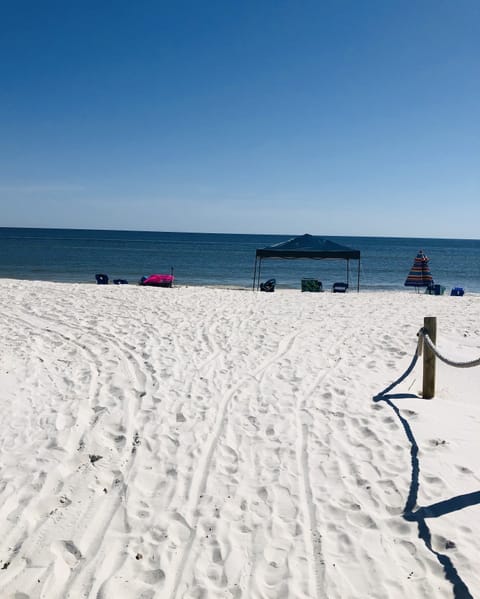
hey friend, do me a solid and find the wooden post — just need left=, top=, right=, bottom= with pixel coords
left=423, top=316, right=437, bottom=399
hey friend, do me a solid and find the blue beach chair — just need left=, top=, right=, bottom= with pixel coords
left=260, top=278, right=276, bottom=292
left=95, top=274, right=109, bottom=285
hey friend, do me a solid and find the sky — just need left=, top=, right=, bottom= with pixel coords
left=1, top=0, right=479, bottom=238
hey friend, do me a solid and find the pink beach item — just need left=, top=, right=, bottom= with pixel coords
left=141, top=274, right=174, bottom=288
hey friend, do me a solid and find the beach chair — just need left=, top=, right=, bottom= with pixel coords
left=113, top=279, right=128, bottom=285
left=450, top=287, right=464, bottom=296
left=260, top=278, right=276, bottom=292
left=301, top=279, right=323, bottom=292
left=425, top=283, right=445, bottom=296
left=95, top=274, right=109, bottom=285
left=332, top=282, right=348, bottom=293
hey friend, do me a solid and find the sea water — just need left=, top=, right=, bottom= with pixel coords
left=0, top=228, right=479, bottom=293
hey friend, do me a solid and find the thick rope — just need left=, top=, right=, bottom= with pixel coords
left=419, top=328, right=480, bottom=369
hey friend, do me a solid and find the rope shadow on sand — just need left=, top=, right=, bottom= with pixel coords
left=373, top=350, right=478, bottom=599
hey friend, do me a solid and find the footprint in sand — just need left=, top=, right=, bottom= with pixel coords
left=456, top=465, right=473, bottom=474
left=256, top=548, right=290, bottom=597
left=265, top=425, right=275, bottom=437
left=423, top=474, right=443, bottom=486
left=137, top=567, right=166, bottom=585
left=398, top=540, right=417, bottom=557
left=50, top=539, right=82, bottom=568
left=389, top=520, right=411, bottom=535
left=382, top=415, right=397, bottom=428
left=346, top=512, right=378, bottom=529
left=272, top=486, right=297, bottom=521
left=257, top=487, right=268, bottom=502
left=338, top=496, right=361, bottom=511
left=135, top=502, right=150, bottom=520
left=167, top=512, right=192, bottom=546
left=337, top=531, right=353, bottom=553
left=215, top=445, right=239, bottom=477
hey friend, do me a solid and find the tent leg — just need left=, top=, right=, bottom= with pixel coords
left=252, top=257, right=258, bottom=291
left=346, top=259, right=350, bottom=286
left=357, top=259, right=360, bottom=292
left=257, top=259, right=262, bottom=291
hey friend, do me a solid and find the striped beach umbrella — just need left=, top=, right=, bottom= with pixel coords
left=404, top=250, right=434, bottom=288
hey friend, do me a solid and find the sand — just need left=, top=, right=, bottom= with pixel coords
left=0, top=279, right=479, bottom=599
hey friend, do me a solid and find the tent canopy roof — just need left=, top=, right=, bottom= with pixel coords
left=256, top=234, right=360, bottom=259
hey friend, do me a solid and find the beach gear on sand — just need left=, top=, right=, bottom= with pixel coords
left=332, top=282, right=349, bottom=293
left=140, top=273, right=174, bottom=288
left=404, top=250, right=433, bottom=290
left=425, top=283, right=445, bottom=295
left=450, top=287, right=465, bottom=296
left=95, top=274, right=109, bottom=285
left=254, top=234, right=361, bottom=292
left=301, top=278, right=323, bottom=292
left=260, top=278, right=276, bottom=292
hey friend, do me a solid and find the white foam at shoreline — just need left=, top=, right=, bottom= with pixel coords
left=0, top=280, right=479, bottom=598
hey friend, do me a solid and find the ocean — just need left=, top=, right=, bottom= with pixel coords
left=0, top=228, right=479, bottom=293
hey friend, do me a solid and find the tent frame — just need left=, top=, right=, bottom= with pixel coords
left=252, top=235, right=361, bottom=292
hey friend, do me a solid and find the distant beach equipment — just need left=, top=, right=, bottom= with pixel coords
left=253, top=234, right=361, bottom=291
left=301, top=278, right=323, bottom=292
left=332, top=281, right=349, bottom=293
left=450, top=287, right=465, bottom=296
left=95, top=273, right=109, bottom=285
left=404, top=250, right=433, bottom=291
left=140, top=269, right=174, bottom=288
left=259, top=278, right=276, bottom=292
left=425, top=283, right=445, bottom=296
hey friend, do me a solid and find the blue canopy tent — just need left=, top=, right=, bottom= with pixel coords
left=253, top=234, right=361, bottom=291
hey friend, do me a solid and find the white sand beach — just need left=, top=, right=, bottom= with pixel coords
left=0, top=280, right=479, bottom=599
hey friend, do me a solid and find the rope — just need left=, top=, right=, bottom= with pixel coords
left=418, top=328, right=480, bottom=369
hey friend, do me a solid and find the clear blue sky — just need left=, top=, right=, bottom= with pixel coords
left=1, top=1, right=479, bottom=237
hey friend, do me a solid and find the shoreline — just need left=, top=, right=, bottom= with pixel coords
left=0, top=277, right=478, bottom=295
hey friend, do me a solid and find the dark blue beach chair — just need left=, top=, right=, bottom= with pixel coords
left=332, top=282, right=348, bottom=293
left=95, top=274, right=109, bottom=285
left=425, top=283, right=445, bottom=295
left=260, top=278, right=276, bottom=292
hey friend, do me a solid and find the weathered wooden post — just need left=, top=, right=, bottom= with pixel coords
left=423, top=316, right=437, bottom=399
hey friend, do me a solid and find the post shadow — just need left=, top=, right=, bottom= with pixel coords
left=373, top=349, right=478, bottom=599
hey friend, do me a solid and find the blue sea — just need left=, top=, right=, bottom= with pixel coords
left=0, top=228, right=479, bottom=293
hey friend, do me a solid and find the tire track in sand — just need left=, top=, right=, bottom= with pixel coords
left=0, top=316, right=106, bottom=598
left=0, top=308, right=150, bottom=598
left=165, top=328, right=301, bottom=599
left=0, top=311, right=101, bottom=572
left=294, top=338, right=344, bottom=599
